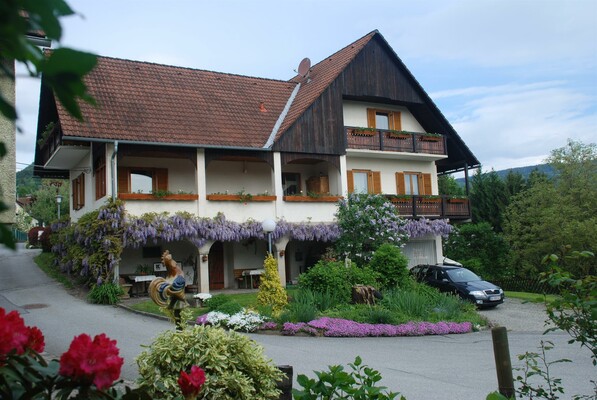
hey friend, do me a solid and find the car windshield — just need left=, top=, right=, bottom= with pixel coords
left=446, top=268, right=481, bottom=283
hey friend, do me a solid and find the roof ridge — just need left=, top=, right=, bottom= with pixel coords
left=94, top=54, right=294, bottom=84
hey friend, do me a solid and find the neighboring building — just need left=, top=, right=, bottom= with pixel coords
left=34, top=30, right=479, bottom=292
left=1, top=27, right=50, bottom=233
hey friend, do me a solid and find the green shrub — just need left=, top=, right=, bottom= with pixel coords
left=368, top=244, right=410, bottom=289
left=87, top=282, right=123, bottom=305
left=362, top=307, right=396, bottom=325
left=298, top=260, right=379, bottom=303
left=137, top=325, right=283, bottom=399
left=204, top=294, right=231, bottom=310
left=216, top=301, right=243, bottom=316
left=278, top=301, right=319, bottom=324
left=293, top=356, right=402, bottom=400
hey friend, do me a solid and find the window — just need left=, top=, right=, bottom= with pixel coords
left=72, top=173, right=85, bottom=210
left=395, top=172, right=432, bottom=195
left=367, top=108, right=401, bottom=130
left=347, top=170, right=381, bottom=194
left=282, top=173, right=301, bottom=195
left=94, top=156, right=106, bottom=200
left=118, top=167, right=168, bottom=194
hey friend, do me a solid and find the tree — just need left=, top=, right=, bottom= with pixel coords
left=26, top=180, right=69, bottom=225
left=470, top=168, right=508, bottom=232
left=0, top=0, right=96, bottom=249
left=438, top=174, right=465, bottom=196
left=443, top=222, right=511, bottom=280
left=504, top=140, right=597, bottom=277
left=503, top=170, right=526, bottom=198
left=334, top=194, right=407, bottom=266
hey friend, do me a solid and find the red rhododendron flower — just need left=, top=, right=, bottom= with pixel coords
left=178, top=365, right=206, bottom=399
left=0, top=308, right=45, bottom=361
left=59, top=333, right=124, bottom=390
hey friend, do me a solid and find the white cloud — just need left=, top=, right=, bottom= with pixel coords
left=439, top=81, right=597, bottom=171
left=393, top=0, right=597, bottom=70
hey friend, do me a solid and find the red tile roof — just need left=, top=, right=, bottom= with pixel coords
left=56, top=58, right=296, bottom=148
left=53, top=31, right=376, bottom=149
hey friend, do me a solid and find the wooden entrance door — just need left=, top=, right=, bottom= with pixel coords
left=209, top=241, right=224, bottom=290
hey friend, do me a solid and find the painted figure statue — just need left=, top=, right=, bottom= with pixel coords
left=149, top=250, right=188, bottom=327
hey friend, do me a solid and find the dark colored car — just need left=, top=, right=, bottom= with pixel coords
left=410, top=264, right=504, bottom=308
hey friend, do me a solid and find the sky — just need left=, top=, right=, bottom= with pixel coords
left=15, top=0, right=597, bottom=174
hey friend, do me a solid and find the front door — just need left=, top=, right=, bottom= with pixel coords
left=209, top=241, right=224, bottom=290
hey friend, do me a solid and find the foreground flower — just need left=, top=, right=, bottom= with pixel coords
left=59, top=333, right=123, bottom=390
left=0, top=307, right=45, bottom=361
left=178, top=365, right=206, bottom=399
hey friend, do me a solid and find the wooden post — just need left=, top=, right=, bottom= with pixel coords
left=276, top=365, right=293, bottom=400
left=492, top=327, right=515, bottom=398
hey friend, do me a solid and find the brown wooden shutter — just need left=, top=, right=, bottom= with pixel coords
left=154, top=168, right=168, bottom=191
left=371, top=171, right=382, bottom=194
left=390, top=112, right=401, bottom=131
left=347, top=170, right=354, bottom=194
left=367, top=108, right=376, bottom=128
left=72, top=178, right=77, bottom=209
left=117, top=167, right=129, bottom=194
left=395, top=172, right=405, bottom=194
left=421, top=173, right=432, bottom=195
left=80, top=175, right=85, bottom=208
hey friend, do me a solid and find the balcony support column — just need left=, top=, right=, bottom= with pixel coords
left=273, top=152, right=283, bottom=218
left=196, top=149, right=207, bottom=217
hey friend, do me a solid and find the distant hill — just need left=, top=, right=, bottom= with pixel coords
left=16, top=163, right=42, bottom=197
left=456, top=163, right=555, bottom=185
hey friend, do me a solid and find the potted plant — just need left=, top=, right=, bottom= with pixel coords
left=351, top=127, right=378, bottom=137
left=386, top=130, right=411, bottom=139
left=418, top=132, right=443, bottom=142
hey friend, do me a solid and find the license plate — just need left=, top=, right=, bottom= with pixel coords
left=489, top=296, right=501, bottom=301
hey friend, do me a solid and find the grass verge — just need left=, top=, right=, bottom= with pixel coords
left=34, top=252, right=74, bottom=289
left=505, top=291, right=559, bottom=304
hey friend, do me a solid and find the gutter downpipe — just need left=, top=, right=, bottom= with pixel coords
left=111, top=140, right=119, bottom=283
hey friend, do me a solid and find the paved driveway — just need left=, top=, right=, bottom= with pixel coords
left=1, top=245, right=594, bottom=399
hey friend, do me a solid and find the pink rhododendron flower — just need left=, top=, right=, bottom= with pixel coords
left=0, top=308, right=45, bottom=362
left=178, top=365, right=206, bottom=399
left=59, top=333, right=123, bottom=390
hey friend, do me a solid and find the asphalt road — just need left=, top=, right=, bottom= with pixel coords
left=1, top=244, right=595, bottom=399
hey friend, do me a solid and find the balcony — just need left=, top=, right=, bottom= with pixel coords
left=387, top=195, right=471, bottom=220
left=346, top=127, right=446, bottom=156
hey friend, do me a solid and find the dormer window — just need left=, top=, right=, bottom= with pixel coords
left=367, top=108, right=401, bottom=130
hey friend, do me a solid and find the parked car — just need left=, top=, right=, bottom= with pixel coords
left=410, top=264, right=504, bottom=308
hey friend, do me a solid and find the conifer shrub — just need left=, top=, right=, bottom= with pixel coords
left=136, top=325, right=283, bottom=399
left=257, top=253, right=288, bottom=314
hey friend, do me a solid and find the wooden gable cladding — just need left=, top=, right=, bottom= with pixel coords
left=205, top=149, right=274, bottom=168
left=273, top=79, right=346, bottom=155
left=341, top=39, right=424, bottom=103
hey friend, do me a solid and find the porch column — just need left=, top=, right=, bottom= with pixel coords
left=198, top=241, right=213, bottom=293
left=275, top=236, right=290, bottom=286
left=197, top=149, right=207, bottom=217
left=272, top=152, right=283, bottom=218
left=339, top=155, right=348, bottom=197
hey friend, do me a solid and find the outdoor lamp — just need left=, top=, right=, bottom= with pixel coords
left=55, top=194, right=63, bottom=220
left=261, top=219, right=276, bottom=254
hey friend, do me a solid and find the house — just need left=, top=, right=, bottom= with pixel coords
left=34, top=30, right=479, bottom=293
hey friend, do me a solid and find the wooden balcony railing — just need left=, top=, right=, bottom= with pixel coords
left=387, top=195, right=471, bottom=220
left=346, top=127, right=447, bottom=155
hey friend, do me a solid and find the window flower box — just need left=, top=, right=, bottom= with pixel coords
left=350, top=128, right=377, bottom=137
left=386, top=131, right=411, bottom=140
left=283, top=195, right=342, bottom=202
left=447, top=197, right=467, bottom=204
left=118, top=193, right=198, bottom=201
left=418, top=134, right=443, bottom=142
left=206, top=194, right=276, bottom=202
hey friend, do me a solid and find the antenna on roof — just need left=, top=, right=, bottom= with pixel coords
left=297, top=57, right=311, bottom=82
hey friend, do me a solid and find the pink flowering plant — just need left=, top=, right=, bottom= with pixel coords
left=0, top=307, right=151, bottom=399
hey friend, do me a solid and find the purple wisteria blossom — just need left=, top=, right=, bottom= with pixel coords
left=403, top=218, right=453, bottom=238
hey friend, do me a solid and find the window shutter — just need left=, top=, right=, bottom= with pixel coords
left=71, top=178, right=77, bottom=209
left=390, top=112, right=401, bottom=131
left=371, top=171, right=382, bottom=194
left=80, top=175, right=85, bottom=208
left=154, top=168, right=168, bottom=191
left=395, top=172, right=405, bottom=194
left=367, top=109, right=376, bottom=128
left=117, top=167, right=129, bottom=194
left=421, top=173, right=432, bottom=195
left=347, top=170, right=354, bottom=194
